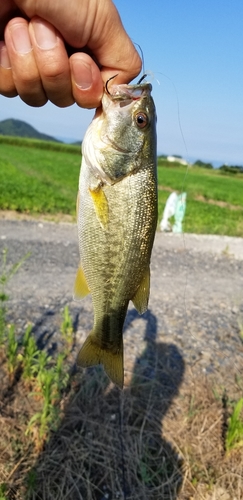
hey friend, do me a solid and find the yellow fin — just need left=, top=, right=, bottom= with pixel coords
left=132, top=266, right=150, bottom=314
left=73, top=266, right=90, bottom=300
left=89, top=186, right=109, bottom=229
left=77, top=334, right=124, bottom=388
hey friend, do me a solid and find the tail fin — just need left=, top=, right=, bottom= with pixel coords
left=77, top=333, right=124, bottom=388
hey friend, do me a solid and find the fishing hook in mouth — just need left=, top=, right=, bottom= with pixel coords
left=105, top=74, right=119, bottom=95
left=137, top=74, right=147, bottom=84
left=105, top=72, right=148, bottom=100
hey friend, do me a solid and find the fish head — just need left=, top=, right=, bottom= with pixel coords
left=82, top=82, right=157, bottom=184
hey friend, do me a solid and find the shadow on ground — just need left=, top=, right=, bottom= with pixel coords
left=26, top=309, right=185, bottom=500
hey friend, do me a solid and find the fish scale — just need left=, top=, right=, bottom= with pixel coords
left=74, top=81, right=157, bottom=387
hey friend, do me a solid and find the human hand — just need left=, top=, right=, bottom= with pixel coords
left=0, top=0, right=141, bottom=108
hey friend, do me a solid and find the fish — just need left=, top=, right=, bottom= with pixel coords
left=74, top=80, right=157, bottom=388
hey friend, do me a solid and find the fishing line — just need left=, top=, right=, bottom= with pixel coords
left=132, top=54, right=210, bottom=431
left=152, top=71, right=189, bottom=191
left=133, top=42, right=145, bottom=76
left=154, top=72, right=243, bottom=381
left=152, top=71, right=191, bottom=345
left=156, top=75, right=243, bottom=379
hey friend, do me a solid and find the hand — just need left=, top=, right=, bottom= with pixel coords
left=0, top=0, right=141, bottom=108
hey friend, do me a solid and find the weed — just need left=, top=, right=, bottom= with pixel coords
left=0, top=248, right=30, bottom=292
left=33, top=350, right=52, bottom=380
left=55, top=352, right=70, bottom=392
left=235, top=374, right=243, bottom=390
left=237, top=318, right=243, bottom=344
left=0, top=294, right=7, bottom=346
left=187, top=394, right=200, bottom=419
left=222, top=244, right=231, bottom=257
left=0, top=248, right=75, bottom=483
left=21, top=333, right=39, bottom=384
left=0, top=483, right=7, bottom=500
left=25, top=470, right=37, bottom=496
left=28, top=350, right=52, bottom=400
left=6, top=324, right=19, bottom=381
left=139, top=451, right=170, bottom=487
left=26, top=367, right=63, bottom=450
left=0, top=248, right=30, bottom=345
left=22, top=336, right=70, bottom=449
left=225, top=398, right=243, bottom=452
left=61, top=305, right=74, bottom=346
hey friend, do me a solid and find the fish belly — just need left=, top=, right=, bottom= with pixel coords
left=77, top=158, right=157, bottom=386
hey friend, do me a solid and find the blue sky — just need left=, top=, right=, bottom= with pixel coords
left=0, top=0, right=242, bottom=166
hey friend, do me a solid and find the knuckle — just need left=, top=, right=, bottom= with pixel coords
left=40, top=58, right=67, bottom=81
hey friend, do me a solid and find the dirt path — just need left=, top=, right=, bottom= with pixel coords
left=0, top=219, right=243, bottom=388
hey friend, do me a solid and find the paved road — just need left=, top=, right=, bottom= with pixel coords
left=0, top=219, right=243, bottom=386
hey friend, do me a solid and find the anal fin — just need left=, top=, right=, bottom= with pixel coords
left=132, top=266, right=150, bottom=314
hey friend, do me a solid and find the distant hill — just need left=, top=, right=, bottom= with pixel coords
left=0, top=118, right=61, bottom=142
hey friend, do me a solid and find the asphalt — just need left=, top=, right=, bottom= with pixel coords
left=0, top=219, right=242, bottom=387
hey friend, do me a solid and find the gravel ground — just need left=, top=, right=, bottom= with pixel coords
left=0, top=219, right=243, bottom=388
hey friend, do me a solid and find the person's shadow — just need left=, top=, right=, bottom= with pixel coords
left=25, top=309, right=185, bottom=500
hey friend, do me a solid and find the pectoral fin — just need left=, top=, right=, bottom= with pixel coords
left=73, top=266, right=90, bottom=300
left=132, top=266, right=150, bottom=314
left=89, top=186, right=109, bottom=229
left=77, top=333, right=124, bottom=388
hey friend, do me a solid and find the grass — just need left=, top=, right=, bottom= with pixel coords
left=0, top=134, right=81, bottom=153
left=157, top=160, right=243, bottom=236
left=0, top=139, right=80, bottom=215
left=0, top=251, right=71, bottom=448
left=226, top=398, right=243, bottom=452
left=157, top=160, right=243, bottom=207
left=0, top=250, right=243, bottom=499
left=0, top=138, right=243, bottom=497
left=1, top=136, right=243, bottom=235
left=61, top=305, right=74, bottom=348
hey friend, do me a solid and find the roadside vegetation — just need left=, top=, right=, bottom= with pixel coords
left=157, top=158, right=243, bottom=237
left=0, top=135, right=243, bottom=236
left=0, top=249, right=243, bottom=498
left=0, top=137, right=242, bottom=498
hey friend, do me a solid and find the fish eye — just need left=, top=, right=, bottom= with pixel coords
left=135, top=112, right=148, bottom=129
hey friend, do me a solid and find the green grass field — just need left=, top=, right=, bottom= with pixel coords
left=0, top=137, right=80, bottom=214
left=0, top=136, right=243, bottom=236
left=157, top=159, right=243, bottom=206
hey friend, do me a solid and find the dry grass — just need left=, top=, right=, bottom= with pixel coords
left=0, top=339, right=243, bottom=500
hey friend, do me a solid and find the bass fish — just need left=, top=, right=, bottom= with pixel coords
left=75, top=80, right=157, bottom=388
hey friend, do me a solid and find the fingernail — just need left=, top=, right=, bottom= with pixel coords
left=0, top=43, right=11, bottom=69
left=32, top=19, right=57, bottom=50
left=10, top=24, right=32, bottom=54
left=71, top=59, right=93, bottom=90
